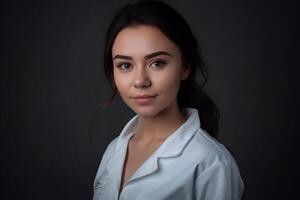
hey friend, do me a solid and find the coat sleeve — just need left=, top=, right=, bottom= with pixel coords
left=194, top=158, right=244, bottom=200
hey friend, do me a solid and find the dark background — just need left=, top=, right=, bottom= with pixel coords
left=1, top=0, right=298, bottom=199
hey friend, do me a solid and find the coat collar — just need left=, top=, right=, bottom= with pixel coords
left=106, top=107, right=201, bottom=188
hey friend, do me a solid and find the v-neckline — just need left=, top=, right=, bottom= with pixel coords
left=117, top=133, right=166, bottom=198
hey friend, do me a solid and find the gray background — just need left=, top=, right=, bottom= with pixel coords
left=1, top=0, right=298, bottom=199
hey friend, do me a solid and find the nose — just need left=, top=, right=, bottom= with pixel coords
left=133, top=67, right=151, bottom=88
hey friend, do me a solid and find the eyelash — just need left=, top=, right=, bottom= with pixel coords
left=116, top=60, right=167, bottom=71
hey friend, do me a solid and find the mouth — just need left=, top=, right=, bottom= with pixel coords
left=132, top=94, right=157, bottom=99
left=131, top=94, right=157, bottom=105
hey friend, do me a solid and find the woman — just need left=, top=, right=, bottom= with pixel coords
left=93, top=0, right=244, bottom=199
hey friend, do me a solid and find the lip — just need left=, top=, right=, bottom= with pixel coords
left=132, top=94, right=157, bottom=105
left=132, top=94, right=157, bottom=99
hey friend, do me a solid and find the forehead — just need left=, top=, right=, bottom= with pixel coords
left=112, top=25, right=180, bottom=57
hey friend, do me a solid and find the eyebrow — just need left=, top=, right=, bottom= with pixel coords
left=113, top=51, right=173, bottom=61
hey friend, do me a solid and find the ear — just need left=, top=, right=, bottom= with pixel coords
left=181, top=66, right=191, bottom=80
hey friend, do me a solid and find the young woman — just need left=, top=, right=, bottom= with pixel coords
left=93, top=0, right=244, bottom=199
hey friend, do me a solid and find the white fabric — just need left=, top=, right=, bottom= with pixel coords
left=93, top=107, right=244, bottom=200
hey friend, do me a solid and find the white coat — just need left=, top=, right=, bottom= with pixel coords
left=93, top=107, right=244, bottom=200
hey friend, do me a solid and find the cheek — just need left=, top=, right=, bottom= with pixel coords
left=153, top=68, right=181, bottom=94
left=113, top=71, right=130, bottom=95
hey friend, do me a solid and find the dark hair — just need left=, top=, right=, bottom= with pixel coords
left=100, top=0, right=220, bottom=138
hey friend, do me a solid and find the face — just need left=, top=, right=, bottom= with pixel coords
left=112, top=24, right=190, bottom=117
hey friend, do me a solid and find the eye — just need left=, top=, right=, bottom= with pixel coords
left=150, top=60, right=166, bottom=69
left=117, top=63, right=132, bottom=71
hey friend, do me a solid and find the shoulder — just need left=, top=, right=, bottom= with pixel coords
left=103, top=136, right=119, bottom=157
left=96, top=136, right=119, bottom=169
left=186, top=128, right=240, bottom=172
left=93, top=136, right=119, bottom=183
left=190, top=130, right=245, bottom=199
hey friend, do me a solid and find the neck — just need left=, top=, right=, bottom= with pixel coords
left=134, top=102, right=187, bottom=142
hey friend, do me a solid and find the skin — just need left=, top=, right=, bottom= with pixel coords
left=112, top=24, right=191, bottom=143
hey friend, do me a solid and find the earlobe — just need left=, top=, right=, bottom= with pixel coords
left=181, top=67, right=191, bottom=80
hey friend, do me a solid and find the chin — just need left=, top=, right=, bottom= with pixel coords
left=130, top=105, right=164, bottom=118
